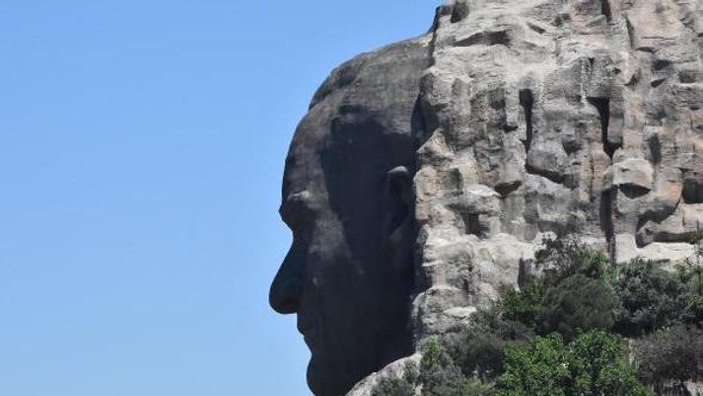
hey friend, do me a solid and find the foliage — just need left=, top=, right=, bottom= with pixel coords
left=613, top=259, right=690, bottom=336
left=399, top=236, right=703, bottom=394
left=469, top=304, right=534, bottom=341
left=500, top=237, right=616, bottom=339
left=442, top=305, right=532, bottom=392
left=497, top=331, right=651, bottom=396
left=371, top=377, right=415, bottom=396
left=682, top=294, right=703, bottom=324
left=567, top=330, right=650, bottom=396
left=633, top=324, right=703, bottom=392
left=675, top=233, right=703, bottom=324
left=446, top=325, right=527, bottom=381
left=419, top=337, right=468, bottom=396
left=680, top=229, right=703, bottom=297
left=371, top=362, right=418, bottom=396
left=537, top=274, right=617, bottom=341
left=372, top=376, right=415, bottom=396
left=418, top=336, right=500, bottom=396
left=459, top=377, right=496, bottom=395
left=445, top=331, right=508, bottom=380
left=497, top=333, right=572, bottom=396
left=500, top=280, right=546, bottom=329
left=534, top=236, right=613, bottom=286
left=680, top=258, right=703, bottom=298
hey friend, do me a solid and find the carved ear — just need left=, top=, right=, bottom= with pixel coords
left=384, top=166, right=413, bottom=237
left=385, top=166, right=415, bottom=274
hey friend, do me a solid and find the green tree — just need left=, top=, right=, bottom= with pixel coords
left=534, top=236, right=612, bottom=286
left=371, top=376, right=415, bottom=396
left=613, top=259, right=689, bottom=336
left=682, top=228, right=703, bottom=297
left=459, top=377, right=496, bottom=395
left=568, top=330, right=650, bottom=396
left=500, top=280, right=546, bottom=329
left=633, top=325, right=703, bottom=393
left=498, top=331, right=651, bottom=396
left=501, top=236, right=616, bottom=335
left=676, top=233, right=703, bottom=324
left=469, top=304, right=534, bottom=341
left=497, top=333, right=571, bottom=396
left=446, top=330, right=521, bottom=381
left=418, top=336, right=501, bottom=395
left=371, top=362, right=418, bottom=396
left=682, top=294, right=703, bottom=324
left=443, top=305, right=531, bottom=391
left=419, top=337, right=466, bottom=396
left=538, top=274, right=617, bottom=341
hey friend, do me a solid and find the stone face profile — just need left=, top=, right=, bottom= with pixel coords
left=269, top=0, right=703, bottom=394
left=269, top=38, right=429, bottom=396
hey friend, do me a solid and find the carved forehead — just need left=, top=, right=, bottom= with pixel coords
left=283, top=35, right=430, bottom=199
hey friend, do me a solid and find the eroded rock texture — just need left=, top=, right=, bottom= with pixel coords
left=413, top=0, right=703, bottom=341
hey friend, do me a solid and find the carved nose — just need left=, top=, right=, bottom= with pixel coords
left=269, top=273, right=302, bottom=314
left=269, top=241, right=305, bottom=314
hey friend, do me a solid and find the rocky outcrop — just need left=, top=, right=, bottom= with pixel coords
left=412, top=0, right=703, bottom=340
left=346, top=354, right=422, bottom=396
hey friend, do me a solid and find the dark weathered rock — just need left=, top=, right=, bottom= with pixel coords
left=269, top=1, right=703, bottom=394
left=269, top=37, right=430, bottom=396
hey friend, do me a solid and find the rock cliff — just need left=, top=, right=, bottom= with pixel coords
left=413, top=0, right=702, bottom=344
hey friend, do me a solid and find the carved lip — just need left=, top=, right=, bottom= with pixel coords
left=297, top=314, right=318, bottom=346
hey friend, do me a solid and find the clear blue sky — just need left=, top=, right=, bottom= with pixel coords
left=0, top=1, right=439, bottom=395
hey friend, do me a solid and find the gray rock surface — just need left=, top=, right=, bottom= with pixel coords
left=269, top=1, right=703, bottom=394
left=413, top=0, right=703, bottom=340
left=346, top=354, right=422, bottom=396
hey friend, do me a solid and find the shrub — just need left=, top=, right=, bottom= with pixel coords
left=613, top=259, right=689, bottom=336
left=535, top=236, right=612, bottom=286
left=459, top=377, right=496, bottom=395
left=500, top=280, right=546, bottom=329
left=446, top=329, right=525, bottom=381
left=443, top=305, right=531, bottom=388
left=497, top=333, right=572, bottom=396
left=501, top=237, right=615, bottom=335
left=678, top=229, right=703, bottom=297
left=418, top=336, right=501, bottom=395
left=498, top=331, right=651, bottom=396
left=633, top=324, right=703, bottom=392
left=682, top=295, right=703, bottom=324
left=371, top=376, right=415, bottom=396
left=470, top=305, right=534, bottom=341
left=568, top=330, right=650, bottom=396
left=678, top=257, right=703, bottom=298
left=370, top=362, right=418, bottom=396
left=676, top=242, right=703, bottom=325
left=419, top=337, right=466, bottom=396
left=538, top=274, right=617, bottom=341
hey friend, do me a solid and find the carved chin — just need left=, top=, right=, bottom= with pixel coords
left=306, top=356, right=323, bottom=396
left=306, top=354, right=337, bottom=396
left=306, top=350, right=356, bottom=396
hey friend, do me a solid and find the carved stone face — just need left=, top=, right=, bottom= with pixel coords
left=268, top=38, right=428, bottom=396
